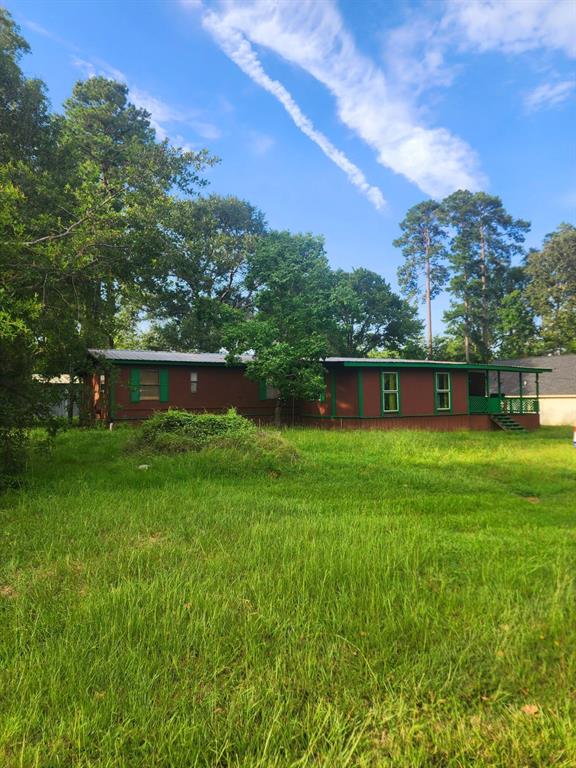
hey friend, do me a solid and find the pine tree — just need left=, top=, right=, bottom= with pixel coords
left=442, top=191, right=530, bottom=361
left=394, top=200, right=448, bottom=358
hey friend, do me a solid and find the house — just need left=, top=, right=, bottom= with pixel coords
left=494, top=354, right=576, bottom=426
left=87, top=349, right=550, bottom=431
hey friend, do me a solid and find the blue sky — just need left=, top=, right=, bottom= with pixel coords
left=8, top=0, right=576, bottom=330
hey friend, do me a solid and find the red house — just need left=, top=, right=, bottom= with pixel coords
left=87, top=349, right=550, bottom=431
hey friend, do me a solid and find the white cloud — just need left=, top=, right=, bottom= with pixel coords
left=70, top=56, right=98, bottom=79
left=202, top=0, right=485, bottom=200
left=70, top=57, right=221, bottom=144
left=446, top=0, right=576, bottom=58
left=203, top=9, right=386, bottom=210
left=248, top=131, right=275, bottom=156
left=22, top=19, right=80, bottom=51
left=524, top=79, right=576, bottom=111
left=383, top=16, right=455, bottom=97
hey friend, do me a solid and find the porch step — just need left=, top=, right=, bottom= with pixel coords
left=490, top=414, right=527, bottom=433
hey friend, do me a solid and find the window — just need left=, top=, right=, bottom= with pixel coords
left=259, top=380, right=280, bottom=400
left=382, top=371, right=399, bottom=413
left=130, top=368, right=169, bottom=403
left=266, top=383, right=280, bottom=399
left=140, top=368, right=160, bottom=400
left=190, top=371, right=198, bottom=393
left=435, top=372, right=451, bottom=411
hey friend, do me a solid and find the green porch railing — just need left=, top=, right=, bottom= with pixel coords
left=505, top=397, right=539, bottom=414
left=468, top=395, right=539, bottom=415
left=468, top=395, right=505, bottom=414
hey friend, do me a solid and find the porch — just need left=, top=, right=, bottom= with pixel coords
left=468, top=369, right=541, bottom=415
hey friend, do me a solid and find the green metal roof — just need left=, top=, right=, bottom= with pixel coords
left=331, top=358, right=552, bottom=373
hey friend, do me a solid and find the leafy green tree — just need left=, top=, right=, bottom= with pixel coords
left=149, top=195, right=267, bottom=351
left=331, top=268, right=421, bottom=356
left=225, top=231, right=334, bottom=424
left=0, top=10, right=57, bottom=481
left=394, top=200, right=448, bottom=357
left=526, top=223, right=576, bottom=353
left=0, top=8, right=53, bottom=167
left=494, top=266, right=537, bottom=357
left=27, top=76, right=214, bottom=420
left=1, top=7, right=216, bottom=441
left=442, top=191, right=530, bottom=361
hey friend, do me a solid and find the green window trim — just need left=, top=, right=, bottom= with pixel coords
left=258, top=379, right=267, bottom=400
left=380, top=370, right=400, bottom=415
left=434, top=371, right=452, bottom=413
left=129, top=368, right=140, bottom=403
left=159, top=369, right=169, bottom=402
left=129, top=367, right=169, bottom=403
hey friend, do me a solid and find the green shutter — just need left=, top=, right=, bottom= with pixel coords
left=159, top=369, right=169, bottom=402
left=357, top=369, right=364, bottom=418
left=129, top=368, right=140, bottom=403
left=330, top=371, right=337, bottom=417
left=259, top=380, right=267, bottom=400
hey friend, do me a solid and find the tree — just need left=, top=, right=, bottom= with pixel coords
left=1, top=7, right=216, bottom=450
left=0, top=10, right=57, bottom=483
left=225, top=231, right=334, bottom=424
left=148, top=195, right=267, bottom=351
left=494, top=266, right=537, bottom=357
left=442, top=191, right=530, bottom=361
left=394, top=200, right=448, bottom=357
left=526, top=223, right=576, bottom=353
left=331, top=268, right=421, bottom=356
left=27, top=76, right=214, bottom=418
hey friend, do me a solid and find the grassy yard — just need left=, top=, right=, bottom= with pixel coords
left=1, top=426, right=575, bottom=767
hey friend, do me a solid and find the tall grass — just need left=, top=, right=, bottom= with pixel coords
left=1, top=427, right=575, bottom=766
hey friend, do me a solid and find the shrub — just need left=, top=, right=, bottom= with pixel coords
left=209, top=429, right=300, bottom=468
left=0, top=427, right=27, bottom=489
left=131, top=408, right=256, bottom=454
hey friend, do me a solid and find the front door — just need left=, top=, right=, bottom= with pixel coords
left=468, top=372, right=504, bottom=414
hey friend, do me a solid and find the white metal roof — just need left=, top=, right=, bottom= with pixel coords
left=88, top=349, right=254, bottom=364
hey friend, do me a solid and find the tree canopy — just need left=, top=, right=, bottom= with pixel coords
left=526, top=223, right=576, bottom=354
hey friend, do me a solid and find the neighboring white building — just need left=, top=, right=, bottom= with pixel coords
left=33, top=374, right=80, bottom=418
left=495, top=355, right=576, bottom=426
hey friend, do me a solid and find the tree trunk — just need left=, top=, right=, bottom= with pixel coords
left=479, top=225, right=489, bottom=361
left=464, top=292, right=471, bottom=363
left=274, top=399, right=282, bottom=428
left=66, top=365, right=75, bottom=423
left=424, top=228, right=433, bottom=358
left=78, top=374, right=93, bottom=427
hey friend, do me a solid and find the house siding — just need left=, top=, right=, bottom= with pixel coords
left=89, top=354, right=543, bottom=431
left=109, top=364, right=277, bottom=422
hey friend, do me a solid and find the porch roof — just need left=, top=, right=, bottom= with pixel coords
left=332, top=359, right=552, bottom=373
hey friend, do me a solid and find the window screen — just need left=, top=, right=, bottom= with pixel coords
left=382, top=371, right=399, bottom=412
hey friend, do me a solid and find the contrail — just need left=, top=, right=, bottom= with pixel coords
left=203, top=11, right=386, bottom=210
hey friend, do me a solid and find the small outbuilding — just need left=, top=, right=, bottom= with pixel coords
left=86, top=349, right=550, bottom=431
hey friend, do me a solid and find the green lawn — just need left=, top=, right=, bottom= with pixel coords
left=1, top=426, right=575, bottom=767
